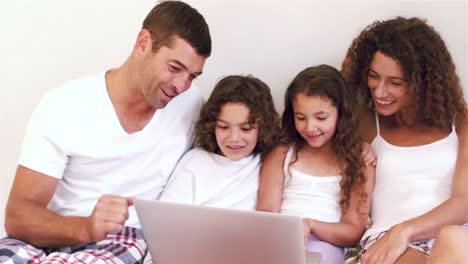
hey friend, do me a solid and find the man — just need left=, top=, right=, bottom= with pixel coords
left=0, top=1, right=211, bottom=263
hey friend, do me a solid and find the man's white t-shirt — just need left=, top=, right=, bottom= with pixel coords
left=18, top=72, right=204, bottom=228
left=159, top=148, right=260, bottom=210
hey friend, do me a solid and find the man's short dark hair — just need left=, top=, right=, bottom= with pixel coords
left=142, top=1, right=211, bottom=57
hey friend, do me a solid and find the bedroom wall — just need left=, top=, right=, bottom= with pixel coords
left=0, top=0, right=466, bottom=238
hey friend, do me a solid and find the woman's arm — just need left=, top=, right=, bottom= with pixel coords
left=303, top=163, right=375, bottom=247
left=256, top=145, right=289, bottom=213
left=427, top=225, right=468, bottom=264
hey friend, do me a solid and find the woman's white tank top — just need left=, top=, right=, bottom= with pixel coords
left=363, top=114, right=458, bottom=239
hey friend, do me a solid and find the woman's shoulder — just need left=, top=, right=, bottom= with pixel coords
left=455, top=107, right=468, bottom=140
left=271, top=144, right=291, bottom=156
left=263, top=144, right=290, bottom=164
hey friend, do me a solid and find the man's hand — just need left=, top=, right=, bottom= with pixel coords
left=86, top=195, right=135, bottom=242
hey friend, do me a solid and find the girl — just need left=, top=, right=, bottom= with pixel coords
left=159, top=75, right=280, bottom=210
left=257, top=65, right=375, bottom=264
left=341, top=17, right=467, bottom=264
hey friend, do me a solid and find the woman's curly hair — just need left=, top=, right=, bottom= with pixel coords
left=195, top=75, right=280, bottom=160
left=341, top=16, right=466, bottom=128
left=281, top=65, right=367, bottom=213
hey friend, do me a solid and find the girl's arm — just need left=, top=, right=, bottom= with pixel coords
left=304, top=163, right=375, bottom=247
left=256, top=145, right=289, bottom=213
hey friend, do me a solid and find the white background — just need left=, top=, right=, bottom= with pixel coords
left=0, top=0, right=466, bottom=237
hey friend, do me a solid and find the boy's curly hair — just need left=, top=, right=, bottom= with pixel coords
left=281, top=65, right=367, bottom=213
left=195, top=75, right=280, bottom=160
left=341, top=16, right=466, bottom=128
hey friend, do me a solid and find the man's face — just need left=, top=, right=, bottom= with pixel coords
left=140, top=36, right=206, bottom=109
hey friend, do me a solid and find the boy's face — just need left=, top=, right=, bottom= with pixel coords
left=215, top=102, right=259, bottom=161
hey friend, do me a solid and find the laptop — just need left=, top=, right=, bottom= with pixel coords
left=135, top=199, right=321, bottom=264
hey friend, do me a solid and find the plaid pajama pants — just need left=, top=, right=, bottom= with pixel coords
left=0, top=227, right=147, bottom=264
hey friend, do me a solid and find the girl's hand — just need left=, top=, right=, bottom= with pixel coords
left=361, top=224, right=411, bottom=264
left=361, top=142, right=377, bottom=167
left=302, top=218, right=314, bottom=249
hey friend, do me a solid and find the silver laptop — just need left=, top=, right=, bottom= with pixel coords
left=135, top=199, right=321, bottom=264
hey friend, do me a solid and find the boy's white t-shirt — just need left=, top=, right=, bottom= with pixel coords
left=18, top=72, right=204, bottom=228
left=160, top=147, right=260, bottom=210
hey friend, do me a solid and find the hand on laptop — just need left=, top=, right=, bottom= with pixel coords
left=85, top=195, right=134, bottom=242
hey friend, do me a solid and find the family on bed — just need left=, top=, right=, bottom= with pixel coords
left=1, top=1, right=466, bottom=264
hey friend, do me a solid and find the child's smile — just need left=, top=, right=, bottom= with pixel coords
left=215, top=102, right=259, bottom=161
left=292, top=92, right=338, bottom=150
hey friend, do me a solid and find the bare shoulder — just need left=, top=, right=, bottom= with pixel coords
left=455, top=107, right=468, bottom=142
left=452, top=106, right=468, bottom=196
left=265, top=144, right=289, bottom=162
left=357, top=107, right=376, bottom=143
left=261, top=144, right=289, bottom=177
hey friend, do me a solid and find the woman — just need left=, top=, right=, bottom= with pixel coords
left=341, top=16, right=468, bottom=264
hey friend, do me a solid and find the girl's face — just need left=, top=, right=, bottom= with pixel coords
left=215, top=102, right=259, bottom=161
left=367, top=51, right=409, bottom=116
left=293, top=92, right=338, bottom=150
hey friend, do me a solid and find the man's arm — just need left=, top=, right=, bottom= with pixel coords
left=5, top=165, right=132, bottom=248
